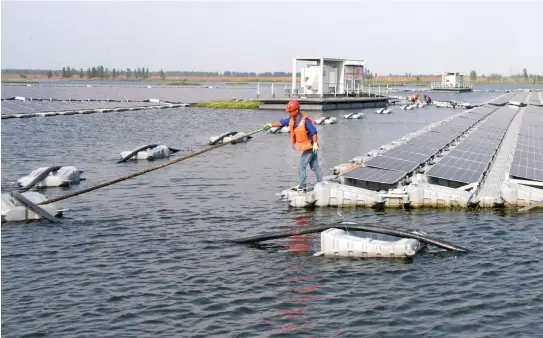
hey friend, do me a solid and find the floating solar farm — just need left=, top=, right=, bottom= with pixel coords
left=0, top=82, right=261, bottom=119
left=1, top=99, right=188, bottom=119
left=279, top=90, right=543, bottom=209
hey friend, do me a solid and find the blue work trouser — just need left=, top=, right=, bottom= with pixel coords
left=299, top=149, right=323, bottom=188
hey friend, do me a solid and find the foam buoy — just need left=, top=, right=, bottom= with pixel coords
left=269, top=126, right=290, bottom=134
left=118, top=144, right=180, bottom=163
left=1, top=191, right=65, bottom=223
left=209, top=131, right=252, bottom=145
left=344, top=112, right=365, bottom=119
left=314, top=117, right=338, bottom=125
left=18, top=166, right=83, bottom=191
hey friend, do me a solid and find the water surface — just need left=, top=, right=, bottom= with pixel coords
left=2, top=85, right=542, bottom=337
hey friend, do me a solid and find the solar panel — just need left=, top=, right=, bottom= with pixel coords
left=342, top=166, right=406, bottom=184
left=380, top=147, right=431, bottom=164
left=509, top=164, right=543, bottom=182
left=426, top=163, right=483, bottom=184
left=519, top=126, right=543, bottom=140
left=390, top=143, right=435, bottom=156
left=446, top=148, right=494, bottom=163
left=459, top=113, right=484, bottom=121
left=472, top=105, right=498, bottom=114
left=406, top=137, right=449, bottom=154
left=477, top=123, right=507, bottom=133
left=461, top=137, right=500, bottom=150
left=364, top=155, right=420, bottom=173
left=467, top=129, right=504, bottom=141
left=454, top=143, right=497, bottom=156
left=512, top=150, right=543, bottom=167
left=517, top=136, right=543, bottom=148
left=447, top=119, right=476, bottom=130
left=430, top=125, right=464, bottom=138
left=515, top=143, right=543, bottom=154
left=434, top=156, right=489, bottom=173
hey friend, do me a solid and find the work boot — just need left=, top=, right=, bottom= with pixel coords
left=291, top=185, right=307, bottom=192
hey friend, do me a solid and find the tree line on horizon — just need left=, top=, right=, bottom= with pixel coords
left=1, top=66, right=379, bottom=80
left=2, top=66, right=542, bottom=83
left=469, top=68, right=542, bottom=82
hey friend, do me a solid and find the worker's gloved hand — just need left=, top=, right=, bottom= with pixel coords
left=263, top=123, right=272, bottom=130
left=312, top=142, right=319, bottom=154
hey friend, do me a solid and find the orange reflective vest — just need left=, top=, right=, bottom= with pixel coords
left=289, top=113, right=317, bottom=152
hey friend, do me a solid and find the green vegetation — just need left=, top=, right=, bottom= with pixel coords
left=1, top=79, right=38, bottom=84
left=166, top=81, right=200, bottom=86
left=192, top=100, right=261, bottom=109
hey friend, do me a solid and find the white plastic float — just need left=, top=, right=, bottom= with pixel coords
left=399, top=104, right=415, bottom=110
left=314, top=116, right=337, bottom=125
left=17, top=166, right=83, bottom=190
left=375, top=108, right=393, bottom=114
left=1, top=192, right=65, bottom=222
left=316, top=228, right=426, bottom=258
left=344, top=112, right=365, bottom=119
left=209, top=131, right=252, bottom=145
left=119, top=144, right=180, bottom=163
left=269, top=126, right=290, bottom=134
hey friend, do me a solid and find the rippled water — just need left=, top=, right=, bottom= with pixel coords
left=2, top=86, right=543, bottom=337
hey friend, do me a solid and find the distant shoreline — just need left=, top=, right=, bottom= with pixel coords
left=1, top=74, right=541, bottom=85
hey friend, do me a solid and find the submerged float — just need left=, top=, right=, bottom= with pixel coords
left=317, top=228, right=426, bottom=258
left=233, top=223, right=468, bottom=258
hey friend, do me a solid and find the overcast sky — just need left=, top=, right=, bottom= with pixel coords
left=2, top=1, right=542, bottom=75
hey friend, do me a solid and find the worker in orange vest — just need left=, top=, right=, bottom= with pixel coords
left=263, top=100, right=322, bottom=192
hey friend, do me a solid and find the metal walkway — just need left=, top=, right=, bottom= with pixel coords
left=473, top=105, right=526, bottom=206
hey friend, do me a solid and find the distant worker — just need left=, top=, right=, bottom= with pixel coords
left=423, top=95, right=432, bottom=104
left=409, top=93, right=419, bottom=103
left=263, top=100, right=322, bottom=192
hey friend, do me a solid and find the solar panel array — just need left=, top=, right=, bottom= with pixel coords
left=1, top=83, right=258, bottom=103
left=528, top=91, right=543, bottom=107
left=488, top=92, right=517, bottom=106
left=343, top=105, right=499, bottom=185
left=1, top=100, right=168, bottom=115
left=509, top=106, right=543, bottom=182
left=509, top=92, right=530, bottom=104
left=426, top=106, right=517, bottom=184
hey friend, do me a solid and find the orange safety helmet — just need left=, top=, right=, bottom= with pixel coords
left=286, top=100, right=300, bottom=112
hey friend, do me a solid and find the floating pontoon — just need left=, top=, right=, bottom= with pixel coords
left=314, top=116, right=338, bottom=125
left=1, top=191, right=65, bottom=222
left=17, top=166, right=83, bottom=190
left=277, top=91, right=543, bottom=210
left=118, top=144, right=180, bottom=163
left=209, top=132, right=253, bottom=145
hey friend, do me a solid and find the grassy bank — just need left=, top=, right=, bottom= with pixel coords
left=165, top=81, right=200, bottom=86
left=1, top=79, right=39, bottom=84
left=192, top=100, right=261, bottom=109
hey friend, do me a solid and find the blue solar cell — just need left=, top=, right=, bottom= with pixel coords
left=454, top=143, right=497, bottom=156
left=364, top=155, right=420, bottom=173
left=426, top=163, right=483, bottom=184
left=446, top=149, right=494, bottom=163
left=342, top=166, right=406, bottom=184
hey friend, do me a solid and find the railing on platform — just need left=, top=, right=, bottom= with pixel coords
left=430, top=82, right=473, bottom=89
left=257, top=82, right=391, bottom=99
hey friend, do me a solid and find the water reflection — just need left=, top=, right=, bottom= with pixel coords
left=264, top=214, right=323, bottom=334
